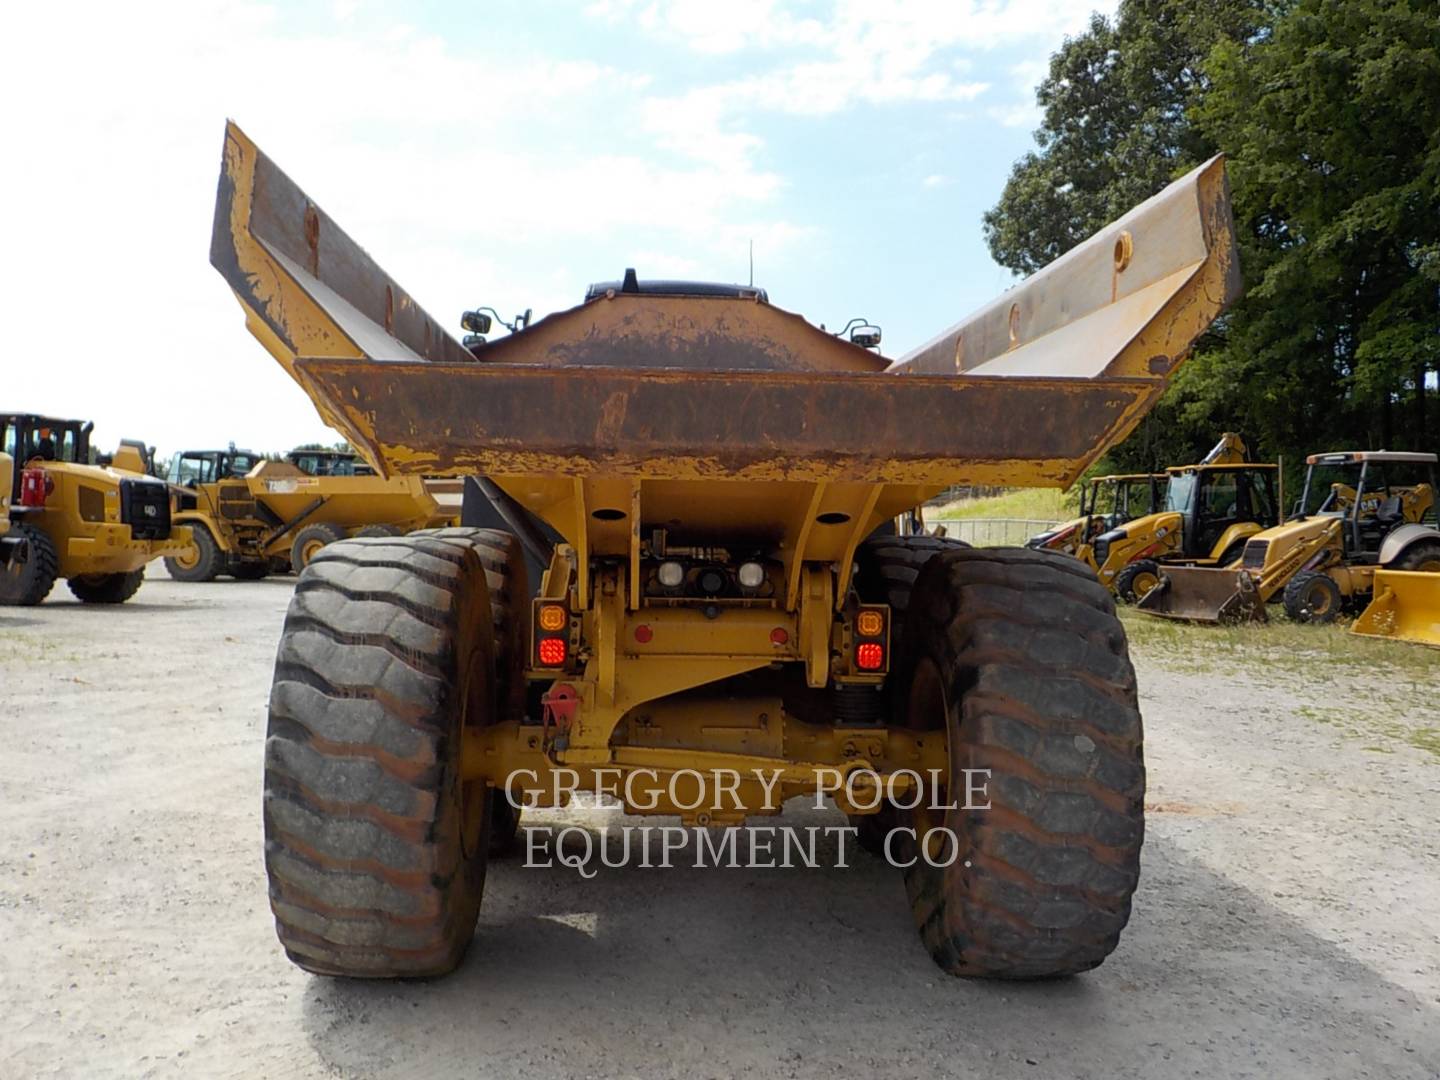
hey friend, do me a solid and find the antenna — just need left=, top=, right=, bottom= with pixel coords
left=748, top=239, right=753, bottom=287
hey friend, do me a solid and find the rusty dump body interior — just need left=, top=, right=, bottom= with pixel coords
left=213, top=122, right=1239, bottom=596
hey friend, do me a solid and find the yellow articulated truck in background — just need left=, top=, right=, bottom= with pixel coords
left=212, top=122, right=1239, bottom=980
left=1137, top=450, right=1439, bottom=624
left=164, top=446, right=457, bottom=581
left=1, top=413, right=191, bottom=605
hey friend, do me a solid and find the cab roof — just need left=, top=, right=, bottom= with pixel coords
left=1305, top=450, right=1438, bottom=465
left=1165, top=462, right=1278, bottom=474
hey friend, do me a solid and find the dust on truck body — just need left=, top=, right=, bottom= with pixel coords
left=214, top=122, right=1239, bottom=980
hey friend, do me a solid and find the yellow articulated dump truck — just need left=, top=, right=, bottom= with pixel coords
left=1137, top=450, right=1439, bottom=624
left=1026, top=472, right=1165, bottom=570
left=213, top=122, right=1239, bottom=980
left=1, top=413, right=192, bottom=605
left=164, top=446, right=456, bottom=581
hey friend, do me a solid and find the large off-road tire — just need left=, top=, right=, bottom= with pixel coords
left=164, top=523, right=222, bottom=583
left=1113, top=558, right=1161, bottom=604
left=263, top=532, right=506, bottom=977
left=848, top=534, right=973, bottom=852
left=0, top=524, right=59, bottom=606
left=1391, top=540, right=1440, bottom=573
left=409, top=526, right=531, bottom=856
left=229, top=561, right=269, bottom=581
left=289, top=522, right=347, bottom=573
left=895, top=546, right=1144, bottom=979
left=1282, top=570, right=1342, bottom=624
left=67, top=570, right=145, bottom=604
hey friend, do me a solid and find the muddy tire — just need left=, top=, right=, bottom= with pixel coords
left=263, top=533, right=503, bottom=978
left=67, top=570, right=145, bottom=604
left=289, top=522, right=347, bottom=572
left=0, top=524, right=59, bottom=606
left=1282, top=571, right=1342, bottom=624
left=355, top=524, right=404, bottom=539
left=1391, top=540, right=1440, bottom=573
left=895, top=546, right=1144, bottom=979
left=1114, top=558, right=1161, bottom=604
left=165, top=523, right=222, bottom=583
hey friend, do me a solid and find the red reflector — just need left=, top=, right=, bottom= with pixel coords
left=769, top=627, right=789, bottom=646
left=633, top=624, right=653, bottom=644
left=537, top=637, right=567, bottom=666
left=855, top=642, right=884, bottom=671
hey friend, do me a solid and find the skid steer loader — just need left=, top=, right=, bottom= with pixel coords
left=211, top=121, right=1240, bottom=980
left=1137, top=450, right=1439, bottom=623
left=1091, top=434, right=1279, bottom=601
left=0, top=413, right=192, bottom=605
left=165, top=445, right=456, bottom=581
left=1027, top=472, right=1165, bottom=570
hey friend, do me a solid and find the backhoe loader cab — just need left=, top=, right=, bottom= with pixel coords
left=0, top=412, right=191, bottom=605
left=1137, top=450, right=1439, bottom=624
left=1099, top=459, right=1279, bottom=601
left=211, top=121, right=1241, bottom=982
left=1028, top=472, right=1165, bottom=565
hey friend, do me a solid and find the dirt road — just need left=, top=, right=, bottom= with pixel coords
left=2, top=571, right=1438, bottom=1079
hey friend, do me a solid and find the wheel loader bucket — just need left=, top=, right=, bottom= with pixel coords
left=1136, top=566, right=1267, bottom=624
left=1351, top=571, right=1440, bottom=649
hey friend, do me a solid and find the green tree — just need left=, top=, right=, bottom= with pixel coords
left=983, top=0, right=1263, bottom=276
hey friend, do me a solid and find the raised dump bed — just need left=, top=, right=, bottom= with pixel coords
left=213, top=121, right=1239, bottom=983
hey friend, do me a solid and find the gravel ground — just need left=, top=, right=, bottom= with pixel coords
left=2, top=569, right=1438, bottom=1079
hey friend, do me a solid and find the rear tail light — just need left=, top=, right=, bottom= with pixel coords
left=533, top=599, right=572, bottom=668
left=19, top=468, right=48, bottom=508
left=852, top=605, right=889, bottom=673
left=537, top=637, right=568, bottom=667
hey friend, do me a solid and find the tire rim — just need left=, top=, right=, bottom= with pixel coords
left=173, top=545, right=200, bottom=571
left=1419, top=557, right=1440, bottom=573
left=1308, top=582, right=1333, bottom=616
left=1132, top=570, right=1159, bottom=598
left=300, top=539, right=326, bottom=565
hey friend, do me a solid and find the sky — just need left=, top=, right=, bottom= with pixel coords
left=0, top=0, right=1115, bottom=459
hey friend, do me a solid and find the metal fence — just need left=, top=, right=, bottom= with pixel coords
left=927, top=517, right=1061, bottom=548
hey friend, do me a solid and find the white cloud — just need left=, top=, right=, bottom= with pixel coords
left=922, top=174, right=947, bottom=188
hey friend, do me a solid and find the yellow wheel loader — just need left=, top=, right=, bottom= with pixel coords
left=0, top=413, right=192, bottom=605
left=0, top=452, right=21, bottom=569
left=164, top=446, right=456, bottom=581
left=1090, top=434, right=1279, bottom=601
left=1136, top=450, right=1438, bottom=623
left=1027, top=472, right=1165, bottom=570
left=211, top=122, right=1240, bottom=980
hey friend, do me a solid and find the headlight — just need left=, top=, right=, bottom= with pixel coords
left=657, top=560, right=684, bottom=588
left=738, top=562, right=764, bottom=589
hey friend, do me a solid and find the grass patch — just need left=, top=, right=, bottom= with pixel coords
left=930, top=487, right=1075, bottom=522
left=1121, top=607, right=1440, bottom=759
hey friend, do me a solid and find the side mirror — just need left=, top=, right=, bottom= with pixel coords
left=850, top=324, right=882, bottom=349
left=462, top=333, right=487, bottom=356
left=461, top=310, right=493, bottom=335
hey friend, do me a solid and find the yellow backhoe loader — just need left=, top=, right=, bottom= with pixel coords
left=1, top=413, right=192, bottom=605
left=211, top=121, right=1239, bottom=981
left=1136, top=450, right=1439, bottom=623
left=1089, top=433, right=1279, bottom=601
left=165, top=445, right=456, bottom=581
left=1027, top=472, right=1165, bottom=570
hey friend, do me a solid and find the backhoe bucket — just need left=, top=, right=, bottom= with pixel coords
left=1351, top=571, right=1440, bottom=649
left=1136, top=566, right=1266, bottom=624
